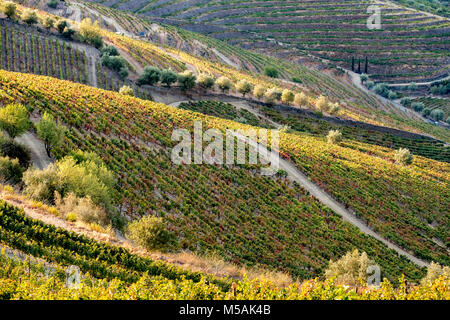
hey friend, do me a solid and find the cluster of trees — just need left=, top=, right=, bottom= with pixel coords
left=0, top=103, right=65, bottom=184
left=1, top=3, right=103, bottom=49
left=326, top=249, right=448, bottom=288
left=136, top=65, right=342, bottom=114
left=23, top=150, right=115, bottom=226
left=400, top=99, right=447, bottom=122
left=365, top=81, right=397, bottom=100
left=100, top=46, right=129, bottom=79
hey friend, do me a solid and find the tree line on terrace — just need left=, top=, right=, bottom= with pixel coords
left=130, top=65, right=342, bottom=116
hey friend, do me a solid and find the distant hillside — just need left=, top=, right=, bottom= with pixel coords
left=87, top=0, right=450, bottom=85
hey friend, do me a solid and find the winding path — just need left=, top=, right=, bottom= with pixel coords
left=15, top=132, right=53, bottom=170
left=167, top=97, right=429, bottom=268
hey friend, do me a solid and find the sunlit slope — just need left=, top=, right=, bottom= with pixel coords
left=1, top=70, right=449, bottom=278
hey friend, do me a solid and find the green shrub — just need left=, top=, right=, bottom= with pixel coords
left=411, top=102, right=424, bottom=112
left=36, top=112, right=65, bottom=157
left=325, top=249, right=374, bottom=286
left=430, top=108, right=444, bottom=121
left=138, top=66, right=161, bottom=86
left=365, top=81, right=375, bottom=89
left=23, top=153, right=115, bottom=209
left=400, top=97, right=411, bottom=107
left=101, top=46, right=119, bottom=57
left=387, top=90, right=397, bottom=100
left=101, top=55, right=128, bottom=78
left=327, top=130, right=342, bottom=144
left=127, top=216, right=176, bottom=251
left=0, top=103, right=31, bottom=138
left=177, top=70, right=196, bottom=91
left=47, top=0, right=58, bottom=9
left=408, top=82, right=418, bottom=91
left=360, top=74, right=368, bottom=83
left=21, top=9, right=38, bottom=25
left=264, top=66, right=279, bottom=78
left=235, top=79, right=252, bottom=97
left=422, top=108, right=431, bottom=117
left=2, top=2, right=16, bottom=19
left=196, top=74, right=215, bottom=90
left=394, top=148, right=413, bottom=165
left=0, top=156, right=24, bottom=184
left=160, top=69, right=178, bottom=88
left=119, top=85, right=134, bottom=96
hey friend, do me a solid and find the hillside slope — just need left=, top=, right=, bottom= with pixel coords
left=83, top=0, right=450, bottom=84
left=2, top=70, right=449, bottom=280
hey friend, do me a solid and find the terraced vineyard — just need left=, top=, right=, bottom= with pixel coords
left=2, top=69, right=442, bottom=281
left=1, top=202, right=447, bottom=300
left=177, top=99, right=450, bottom=162
left=94, top=0, right=450, bottom=84
left=0, top=21, right=89, bottom=84
left=411, top=96, right=450, bottom=120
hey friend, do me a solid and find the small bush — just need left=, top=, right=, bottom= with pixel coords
left=0, top=156, right=23, bottom=184
left=325, top=249, right=375, bottom=286
left=421, top=262, right=450, bottom=285
left=47, top=0, right=58, bottom=9
left=387, top=90, right=397, bottom=100
left=0, top=103, right=31, bottom=138
left=21, top=9, right=38, bottom=25
left=235, top=79, right=252, bottom=97
left=2, top=2, right=16, bottom=19
left=411, top=102, right=424, bottom=112
left=216, top=76, right=232, bottom=93
left=281, top=89, right=294, bottom=105
left=264, top=66, right=279, bottom=78
left=66, top=212, right=77, bottom=222
left=422, top=108, right=431, bottom=117
left=177, top=70, right=196, bottom=91
left=360, top=74, right=368, bottom=83
left=394, top=148, right=413, bottom=165
left=119, top=85, right=134, bottom=96
left=43, top=16, right=55, bottom=29
left=196, top=74, right=215, bottom=90
left=365, top=81, right=375, bottom=89
left=160, top=69, right=178, bottom=88
left=294, top=92, right=308, bottom=106
left=127, top=216, right=175, bottom=251
left=264, top=87, right=282, bottom=103
left=408, top=82, right=418, bottom=91
left=327, top=130, right=342, bottom=144
left=400, top=97, right=411, bottom=107
left=101, top=46, right=119, bottom=57
left=253, top=84, right=266, bottom=99
left=446, top=117, right=450, bottom=125
left=430, top=108, right=444, bottom=121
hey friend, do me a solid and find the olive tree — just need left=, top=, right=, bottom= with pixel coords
left=0, top=103, right=31, bottom=138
